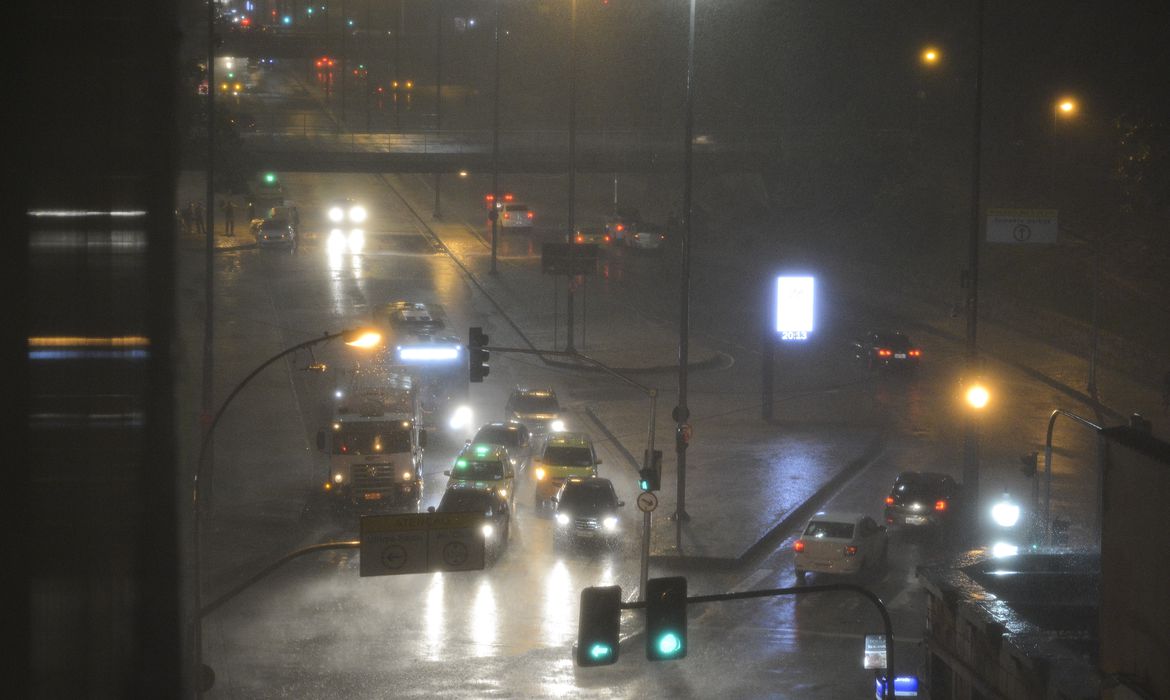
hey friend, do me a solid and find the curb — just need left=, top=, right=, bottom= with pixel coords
left=646, top=431, right=887, bottom=571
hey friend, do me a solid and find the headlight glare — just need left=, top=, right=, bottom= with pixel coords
left=555, top=513, right=570, bottom=526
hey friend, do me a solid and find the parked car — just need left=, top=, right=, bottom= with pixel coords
left=793, top=511, right=888, bottom=582
left=429, top=486, right=511, bottom=563
left=552, top=477, right=625, bottom=545
left=852, top=331, right=922, bottom=371
left=883, top=471, right=962, bottom=530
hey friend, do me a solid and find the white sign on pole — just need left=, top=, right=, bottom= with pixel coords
left=775, top=275, right=815, bottom=340
left=986, top=208, right=1058, bottom=244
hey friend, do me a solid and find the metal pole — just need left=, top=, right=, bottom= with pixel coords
left=433, top=0, right=442, bottom=219
left=673, top=0, right=696, bottom=526
left=641, top=389, right=658, bottom=601
left=196, top=1, right=217, bottom=691
left=341, top=0, right=347, bottom=124
left=962, top=0, right=986, bottom=533
left=1043, top=409, right=1102, bottom=545
left=1088, top=236, right=1100, bottom=398
left=565, top=0, right=578, bottom=353
left=489, top=0, right=500, bottom=275
left=761, top=333, right=774, bottom=421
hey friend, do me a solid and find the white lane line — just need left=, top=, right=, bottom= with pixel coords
left=734, top=568, right=774, bottom=592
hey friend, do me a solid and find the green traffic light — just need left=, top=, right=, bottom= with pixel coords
left=639, top=479, right=649, bottom=491
left=656, top=632, right=683, bottom=656
left=264, top=172, right=277, bottom=185
left=588, top=643, right=612, bottom=661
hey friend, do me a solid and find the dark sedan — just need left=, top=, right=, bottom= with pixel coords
left=853, top=331, right=921, bottom=370
left=430, top=486, right=511, bottom=562
left=883, top=471, right=961, bottom=529
left=552, top=477, right=624, bottom=546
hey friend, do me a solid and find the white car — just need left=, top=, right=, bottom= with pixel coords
left=499, top=203, right=534, bottom=228
left=793, top=511, right=888, bottom=582
left=627, top=225, right=666, bottom=250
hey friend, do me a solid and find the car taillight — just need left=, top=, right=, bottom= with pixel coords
left=504, top=193, right=514, bottom=202
left=885, top=496, right=894, bottom=505
left=844, top=545, right=858, bottom=557
left=910, top=349, right=922, bottom=357
left=527, top=212, right=534, bottom=219
left=604, top=235, right=610, bottom=242
left=616, top=224, right=624, bottom=232
left=576, top=235, right=583, bottom=242
left=793, top=540, right=805, bottom=553
left=935, top=499, right=947, bottom=511
left=878, top=349, right=892, bottom=357
left=503, top=213, right=509, bottom=219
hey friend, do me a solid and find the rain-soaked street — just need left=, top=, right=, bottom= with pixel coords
left=180, top=165, right=1131, bottom=698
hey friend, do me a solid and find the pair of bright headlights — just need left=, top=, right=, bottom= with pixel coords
left=555, top=513, right=618, bottom=531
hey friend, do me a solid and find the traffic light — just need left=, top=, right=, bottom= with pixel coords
left=1019, top=451, right=1038, bottom=478
left=262, top=171, right=278, bottom=187
left=468, top=326, right=490, bottom=383
left=576, top=585, right=621, bottom=667
left=639, top=449, right=662, bottom=491
left=645, top=576, right=687, bottom=661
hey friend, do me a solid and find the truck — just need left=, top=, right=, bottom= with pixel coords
left=381, top=301, right=474, bottom=434
left=317, top=366, right=427, bottom=510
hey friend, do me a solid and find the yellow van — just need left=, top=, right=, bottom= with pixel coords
left=532, top=432, right=601, bottom=509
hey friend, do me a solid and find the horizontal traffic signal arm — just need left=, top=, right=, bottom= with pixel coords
left=580, top=582, right=900, bottom=700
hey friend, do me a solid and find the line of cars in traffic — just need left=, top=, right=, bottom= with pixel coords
left=429, top=386, right=627, bottom=564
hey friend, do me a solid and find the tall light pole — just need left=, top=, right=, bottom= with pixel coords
left=191, top=328, right=381, bottom=696
left=565, top=0, right=578, bottom=353
left=489, top=0, right=501, bottom=275
left=962, top=0, right=986, bottom=528
left=433, top=0, right=443, bottom=219
left=673, top=0, right=697, bottom=529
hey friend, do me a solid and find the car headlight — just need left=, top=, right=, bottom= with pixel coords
left=402, top=471, right=413, bottom=481
left=328, top=206, right=344, bottom=223
left=332, top=472, right=344, bottom=484
left=602, top=516, right=618, bottom=531
left=550, top=419, right=565, bottom=432
left=555, top=513, right=570, bottom=526
left=497, top=488, right=507, bottom=499
left=535, top=467, right=546, bottom=481
left=348, top=205, right=367, bottom=223
left=448, top=405, right=473, bottom=430
left=482, top=523, right=494, bottom=539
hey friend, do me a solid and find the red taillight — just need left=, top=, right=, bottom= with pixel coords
left=885, top=496, right=894, bottom=505
left=504, top=193, right=514, bottom=202
left=878, top=349, right=892, bottom=357
left=485, top=194, right=495, bottom=202
left=910, top=349, right=922, bottom=357
left=604, top=235, right=610, bottom=242
left=844, top=545, right=858, bottom=557
left=503, top=213, right=509, bottom=219
left=575, top=235, right=583, bottom=243
left=340, top=445, right=348, bottom=453
left=616, top=224, right=624, bottom=232
left=935, top=499, right=947, bottom=512
left=527, top=212, right=534, bottom=219
left=793, top=540, right=805, bottom=553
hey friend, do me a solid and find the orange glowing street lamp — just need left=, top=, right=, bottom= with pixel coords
left=1055, top=96, right=1079, bottom=119
left=920, top=46, right=941, bottom=67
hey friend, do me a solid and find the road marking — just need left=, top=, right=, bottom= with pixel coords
left=734, top=568, right=773, bottom=592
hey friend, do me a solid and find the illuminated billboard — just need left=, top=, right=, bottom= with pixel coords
left=774, top=275, right=814, bottom=340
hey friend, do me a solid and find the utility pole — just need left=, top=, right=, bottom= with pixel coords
left=565, top=0, right=578, bottom=352
left=489, top=0, right=500, bottom=275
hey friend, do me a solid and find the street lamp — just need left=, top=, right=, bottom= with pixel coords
left=920, top=46, right=941, bottom=67
left=191, top=327, right=382, bottom=695
left=1055, top=96, right=1079, bottom=119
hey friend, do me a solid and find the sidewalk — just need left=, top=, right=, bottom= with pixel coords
left=176, top=171, right=258, bottom=252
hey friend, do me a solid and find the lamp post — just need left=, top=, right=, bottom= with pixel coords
left=565, top=0, right=578, bottom=352
left=191, top=328, right=381, bottom=696
left=672, top=0, right=697, bottom=532
left=433, top=0, right=443, bottom=219
left=962, top=0, right=986, bottom=533
left=489, top=0, right=501, bottom=275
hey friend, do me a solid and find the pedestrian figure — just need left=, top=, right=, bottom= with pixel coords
left=194, top=201, right=206, bottom=235
left=222, top=198, right=236, bottom=237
